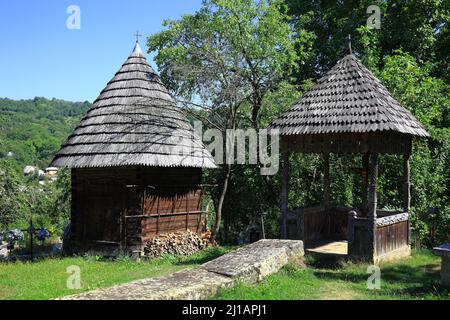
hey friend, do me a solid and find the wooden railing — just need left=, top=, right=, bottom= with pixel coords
left=375, top=212, right=409, bottom=257
left=347, top=213, right=369, bottom=257
left=288, top=207, right=410, bottom=260
left=348, top=210, right=409, bottom=260
left=286, top=206, right=349, bottom=243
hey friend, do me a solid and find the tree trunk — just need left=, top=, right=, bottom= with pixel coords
left=210, top=164, right=232, bottom=243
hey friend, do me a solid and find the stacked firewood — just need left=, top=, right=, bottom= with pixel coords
left=144, top=230, right=212, bottom=258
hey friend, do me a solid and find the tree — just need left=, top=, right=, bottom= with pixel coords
left=286, top=0, right=450, bottom=81
left=284, top=0, right=450, bottom=248
left=148, top=0, right=313, bottom=242
left=377, top=51, right=450, bottom=245
left=0, top=159, right=27, bottom=229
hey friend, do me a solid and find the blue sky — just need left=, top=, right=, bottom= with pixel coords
left=0, top=0, right=202, bottom=102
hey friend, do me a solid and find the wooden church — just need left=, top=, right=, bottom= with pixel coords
left=51, top=39, right=216, bottom=253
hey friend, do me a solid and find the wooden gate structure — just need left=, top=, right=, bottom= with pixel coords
left=270, top=54, right=429, bottom=263
left=51, top=40, right=216, bottom=254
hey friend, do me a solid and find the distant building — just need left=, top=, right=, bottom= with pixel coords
left=23, top=165, right=37, bottom=176
left=45, top=167, right=59, bottom=176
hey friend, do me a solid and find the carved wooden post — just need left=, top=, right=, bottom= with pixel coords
left=403, top=154, right=411, bottom=212
left=403, top=154, right=411, bottom=245
left=367, top=153, right=378, bottom=260
left=362, top=153, right=369, bottom=215
left=62, top=168, right=77, bottom=254
left=347, top=210, right=357, bottom=257
left=297, top=208, right=304, bottom=240
left=70, top=168, right=77, bottom=241
left=280, top=150, right=289, bottom=239
left=280, top=148, right=290, bottom=239
left=323, top=153, right=331, bottom=210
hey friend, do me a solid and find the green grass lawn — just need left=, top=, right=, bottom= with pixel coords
left=2, top=247, right=449, bottom=300
left=0, top=246, right=232, bottom=300
left=215, top=250, right=450, bottom=300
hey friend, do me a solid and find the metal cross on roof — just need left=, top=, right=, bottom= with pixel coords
left=134, top=30, right=142, bottom=43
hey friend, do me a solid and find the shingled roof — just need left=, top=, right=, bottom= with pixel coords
left=270, top=54, right=429, bottom=137
left=51, top=42, right=216, bottom=169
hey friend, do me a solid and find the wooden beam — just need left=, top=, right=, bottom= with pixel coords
left=280, top=149, right=290, bottom=239
left=368, top=154, right=378, bottom=220
left=368, top=153, right=378, bottom=260
left=403, top=154, right=411, bottom=246
left=323, top=153, right=331, bottom=209
left=347, top=210, right=358, bottom=257
left=70, top=168, right=77, bottom=239
left=361, top=153, right=369, bottom=215
left=403, top=154, right=411, bottom=212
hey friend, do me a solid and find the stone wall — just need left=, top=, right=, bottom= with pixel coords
left=59, top=239, right=304, bottom=300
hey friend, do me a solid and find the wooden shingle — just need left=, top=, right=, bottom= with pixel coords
left=271, top=54, right=429, bottom=138
left=51, top=43, right=216, bottom=169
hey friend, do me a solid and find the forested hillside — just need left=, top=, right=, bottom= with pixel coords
left=0, top=98, right=90, bottom=230
left=0, top=97, right=90, bottom=170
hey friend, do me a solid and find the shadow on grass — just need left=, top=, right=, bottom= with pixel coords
left=311, top=257, right=449, bottom=298
left=305, top=252, right=349, bottom=270
left=1, top=246, right=236, bottom=267
left=173, top=246, right=236, bottom=266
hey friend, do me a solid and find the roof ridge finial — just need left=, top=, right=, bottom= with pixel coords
left=134, top=30, right=142, bottom=43
left=132, top=31, right=143, bottom=55
left=348, top=34, right=352, bottom=55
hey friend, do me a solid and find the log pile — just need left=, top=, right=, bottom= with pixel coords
left=144, top=230, right=212, bottom=258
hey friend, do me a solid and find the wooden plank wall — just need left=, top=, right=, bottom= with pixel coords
left=72, top=167, right=137, bottom=247
left=303, top=208, right=328, bottom=242
left=328, top=207, right=348, bottom=237
left=71, top=166, right=205, bottom=252
left=375, top=220, right=408, bottom=256
left=139, top=166, right=204, bottom=240
left=141, top=212, right=204, bottom=242
left=352, top=225, right=370, bottom=257
left=286, top=206, right=348, bottom=243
